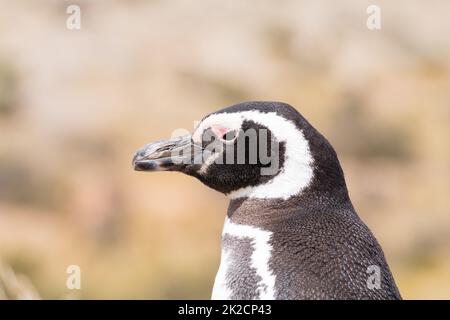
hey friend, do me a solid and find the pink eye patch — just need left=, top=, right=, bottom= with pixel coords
left=210, top=124, right=233, bottom=140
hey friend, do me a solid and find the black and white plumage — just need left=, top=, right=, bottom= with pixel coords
left=133, top=101, right=401, bottom=300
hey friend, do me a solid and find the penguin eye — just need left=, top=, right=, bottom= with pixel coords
left=218, top=130, right=238, bottom=144
left=221, top=130, right=237, bottom=142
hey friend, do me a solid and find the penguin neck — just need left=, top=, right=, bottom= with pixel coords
left=227, top=186, right=354, bottom=228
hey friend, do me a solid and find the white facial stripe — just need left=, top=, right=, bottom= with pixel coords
left=211, top=217, right=276, bottom=300
left=194, top=110, right=314, bottom=200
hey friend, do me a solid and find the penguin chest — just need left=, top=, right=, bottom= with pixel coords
left=211, top=218, right=276, bottom=300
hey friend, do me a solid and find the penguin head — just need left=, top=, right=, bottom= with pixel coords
left=133, top=101, right=348, bottom=201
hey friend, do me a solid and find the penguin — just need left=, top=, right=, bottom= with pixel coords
left=132, top=101, right=402, bottom=300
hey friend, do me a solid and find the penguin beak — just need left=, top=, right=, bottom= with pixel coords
left=132, top=135, right=203, bottom=172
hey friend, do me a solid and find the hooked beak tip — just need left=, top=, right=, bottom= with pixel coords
left=132, top=151, right=150, bottom=171
left=132, top=151, right=173, bottom=172
left=133, top=159, right=159, bottom=171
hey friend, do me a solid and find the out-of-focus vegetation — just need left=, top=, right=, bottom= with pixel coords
left=0, top=0, right=449, bottom=299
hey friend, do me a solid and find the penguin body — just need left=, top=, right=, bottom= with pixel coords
left=133, top=101, right=402, bottom=300
left=213, top=198, right=400, bottom=300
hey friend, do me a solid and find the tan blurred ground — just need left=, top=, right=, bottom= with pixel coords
left=0, top=0, right=449, bottom=299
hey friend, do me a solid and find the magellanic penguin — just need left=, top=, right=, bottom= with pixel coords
left=133, top=101, right=401, bottom=300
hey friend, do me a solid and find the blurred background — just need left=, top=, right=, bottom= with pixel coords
left=0, top=0, right=449, bottom=299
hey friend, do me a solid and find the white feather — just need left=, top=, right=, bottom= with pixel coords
left=211, top=217, right=276, bottom=300
left=211, top=248, right=232, bottom=299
